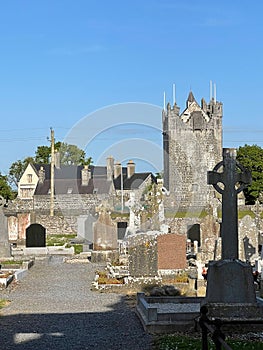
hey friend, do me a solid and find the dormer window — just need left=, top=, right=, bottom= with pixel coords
left=27, top=174, right=33, bottom=183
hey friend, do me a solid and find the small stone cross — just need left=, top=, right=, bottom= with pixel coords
left=208, top=148, right=251, bottom=260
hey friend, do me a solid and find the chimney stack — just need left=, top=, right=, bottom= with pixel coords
left=54, top=150, right=60, bottom=169
left=106, top=156, right=114, bottom=181
left=127, top=160, right=135, bottom=179
left=114, top=161, right=122, bottom=179
left=81, top=165, right=91, bottom=186
left=38, top=166, right=45, bottom=184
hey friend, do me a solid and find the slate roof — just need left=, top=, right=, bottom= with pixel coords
left=32, top=163, right=154, bottom=195
left=33, top=164, right=109, bottom=195
left=114, top=172, right=155, bottom=190
left=33, top=164, right=108, bottom=180
left=187, top=90, right=196, bottom=104
left=35, top=178, right=112, bottom=195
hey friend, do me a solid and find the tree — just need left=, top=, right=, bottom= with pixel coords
left=237, top=144, right=263, bottom=204
left=59, top=143, right=86, bottom=165
left=8, top=157, right=34, bottom=188
left=81, top=156, right=93, bottom=166
left=35, top=142, right=61, bottom=164
left=0, top=173, right=15, bottom=200
left=35, top=142, right=91, bottom=166
left=35, top=145, right=50, bottom=164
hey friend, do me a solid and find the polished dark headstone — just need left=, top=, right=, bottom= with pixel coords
left=26, top=223, right=46, bottom=247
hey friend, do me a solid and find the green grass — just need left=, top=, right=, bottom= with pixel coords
left=110, top=212, right=129, bottom=219
left=0, top=299, right=9, bottom=309
left=165, top=210, right=208, bottom=219
left=0, top=260, right=23, bottom=265
left=46, top=234, right=77, bottom=246
left=66, top=244, right=83, bottom=255
left=164, top=209, right=255, bottom=219
left=46, top=235, right=83, bottom=255
left=238, top=210, right=255, bottom=219
left=154, top=334, right=263, bottom=350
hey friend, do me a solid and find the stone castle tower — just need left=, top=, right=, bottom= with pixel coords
left=162, top=90, right=223, bottom=209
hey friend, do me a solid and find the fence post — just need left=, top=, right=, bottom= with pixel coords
left=199, top=306, right=209, bottom=350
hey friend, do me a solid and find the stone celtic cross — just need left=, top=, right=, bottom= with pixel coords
left=208, top=148, right=251, bottom=260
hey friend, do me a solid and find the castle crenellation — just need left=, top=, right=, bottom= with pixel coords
left=163, top=91, right=222, bottom=209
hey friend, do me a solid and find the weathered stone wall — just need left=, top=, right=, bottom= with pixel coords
left=5, top=194, right=111, bottom=216
left=5, top=193, right=112, bottom=238
left=35, top=215, right=78, bottom=235
left=7, top=213, right=78, bottom=239
left=34, top=194, right=107, bottom=214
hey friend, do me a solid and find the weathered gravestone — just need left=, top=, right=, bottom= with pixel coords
left=239, top=215, right=258, bottom=264
left=128, top=232, right=187, bottom=277
left=200, top=215, right=221, bottom=262
left=77, top=213, right=95, bottom=246
left=204, top=148, right=263, bottom=320
left=0, top=196, right=11, bottom=257
left=26, top=223, right=46, bottom=247
left=128, top=232, right=158, bottom=277
left=91, top=206, right=118, bottom=263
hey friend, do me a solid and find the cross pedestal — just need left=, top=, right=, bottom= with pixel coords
left=204, top=148, right=258, bottom=310
left=207, top=148, right=251, bottom=260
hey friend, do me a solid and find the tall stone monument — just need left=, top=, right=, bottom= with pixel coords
left=204, top=148, right=263, bottom=321
left=91, top=204, right=118, bottom=263
left=0, top=196, right=11, bottom=257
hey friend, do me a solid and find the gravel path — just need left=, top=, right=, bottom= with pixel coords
left=0, top=256, right=152, bottom=350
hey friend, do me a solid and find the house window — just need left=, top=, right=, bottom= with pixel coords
left=21, top=188, right=33, bottom=198
left=27, top=174, right=33, bottom=183
left=67, top=188, right=73, bottom=194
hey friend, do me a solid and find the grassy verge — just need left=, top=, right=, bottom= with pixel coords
left=0, top=260, right=23, bottom=266
left=164, top=209, right=255, bottom=219
left=154, top=334, right=263, bottom=350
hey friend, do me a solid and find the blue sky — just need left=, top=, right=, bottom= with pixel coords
left=0, top=0, right=262, bottom=174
